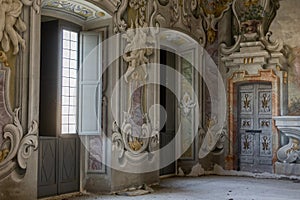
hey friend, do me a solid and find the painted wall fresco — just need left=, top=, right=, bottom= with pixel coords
left=270, top=0, right=300, bottom=115
left=88, top=135, right=105, bottom=172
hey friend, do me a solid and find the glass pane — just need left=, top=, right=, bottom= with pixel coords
left=63, top=49, right=70, bottom=58
left=62, top=87, right=70, bottom=96
left=70, top=87, right=77, bottom=96
left=71, top=32, right=78, bottom=41
left=70, top=69, right=77, bottom=78
left=62, top=96, right=69, bottom=105
left=63, top=40, right=70, bottom=49
left=63, top=30, right=70, bottom=40
left=70, top=97, right=77, bottom=106
left=62, top=116, right=69, bottom=124
left=63, top=68, right=70, bottom=77
left=71, top=50, right=77, bottom=59
left=71, top=41, right=77, bottom=50
left=70, top=78, right=77, bottom=87
left=62, top=106, right=69, bottom=114
left=62, top=77, right=69, bottom=87
left=70, top=60, right=77, bottom=69
left=69, top=106, right=76, bottom=114
left=69, top=125, right=76, bottom=133
left=62, top=125, right=69, bottom=134
left=69, top=115, right=76, bottom=124
left=63, top=59, right=70, bottom=67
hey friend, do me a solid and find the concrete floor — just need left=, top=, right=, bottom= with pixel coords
left=63, top=176, right=300, bottom=200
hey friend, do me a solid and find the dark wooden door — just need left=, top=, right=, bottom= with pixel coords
left=238, top=83, right=273, bottom=173
left=38, top=136, right=80, bottom=198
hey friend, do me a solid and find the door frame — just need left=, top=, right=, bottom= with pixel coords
left=226, top=69, right=280, bottom=171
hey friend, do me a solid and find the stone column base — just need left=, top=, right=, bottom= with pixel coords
left=275, top=161, right=300, bottom=176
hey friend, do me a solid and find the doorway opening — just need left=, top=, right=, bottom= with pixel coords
left=38, top=1, right=112, bottom=197
left=38, top=18, right=81, bottom=198
left=159, top=49, right=176, bottom=177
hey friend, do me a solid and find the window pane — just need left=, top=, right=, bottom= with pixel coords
left=70, top=87, right=77, bottom=96
left=69, top=106, right=76, bottom=114
left=63, top=59, right=70, bottom=67
left=70, top=78, right=77, bottom=87
left=71, top=50, right=77, bottom=59
left=62, top=116, right=69, bottom=124
left=62, top=77, right=69, bottom=87
left=63, top=49, right=70, bottom=58
left=62, top=106, right=69, bottom=114
left=61, top=29, right=78, bottom=134
left=70, top=97, right=77, bottom=106
left=69, top=115, right=76, bottom=124
left=71, top=32, right=78, bottom=41
left=69, top=125, right=76, bottom=133
left=62, top=96, right=69, bottom=105
left=63, top=40, right=70, bottom=49
left=71, top=41, right=77, bottom=50
left=63, top=30, right=70, bottom=40
left=70, top=60, right=77, bottom=69
left=62, top=87, right=70, bottom=96
left=62, top=125, right=69, bottom=134
left=70, top=69, right=77, bottom=79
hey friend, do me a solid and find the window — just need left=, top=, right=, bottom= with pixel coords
left=61, top=29, right=78, bottom=134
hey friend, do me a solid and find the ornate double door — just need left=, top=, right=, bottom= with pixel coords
left=238, top=83, right=273, bottom=173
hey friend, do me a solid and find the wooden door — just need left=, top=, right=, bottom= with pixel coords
left=238, top=83, right=273, bottom=173
left=38, top=136, right=80, bottom=198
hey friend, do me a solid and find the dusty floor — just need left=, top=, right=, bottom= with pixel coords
left=56, top=176, right=300, bottom=200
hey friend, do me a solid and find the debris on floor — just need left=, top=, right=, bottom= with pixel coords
left=116, top=184, right=154, bottom=196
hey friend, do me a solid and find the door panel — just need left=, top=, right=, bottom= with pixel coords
left=58, top=137, right=80, bottom=194
left=38, top=137, right=80, bottom=198
left=38, top=138, right=58, bottom=198
left=238, top=83, right=273, bottom=173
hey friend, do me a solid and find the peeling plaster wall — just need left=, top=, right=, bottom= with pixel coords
left=270, top=0, right=300, bottom=115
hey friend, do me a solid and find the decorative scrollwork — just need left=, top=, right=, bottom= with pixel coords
left=199, top=116, right=227, bottom=158
left=0, top=108, right=38, bottom=181
left=112, top=113, right=159, bottom=158
left=179, top=92, right=196, bottom=117
left=113, top=0, right=128, bottom=33
left=220, top=0, right=282, bottom=55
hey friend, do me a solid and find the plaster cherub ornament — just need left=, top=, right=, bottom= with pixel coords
left=122, top=19, right=154, bottom=83
left=0, top=0, right=26, bottom=55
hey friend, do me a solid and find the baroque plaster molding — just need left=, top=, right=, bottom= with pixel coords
left=0, top=108, right=38, bottom=181
left=198, top=116, right=226, bottom=159
left=191, top=0, right=232, bottom=44
left=220, top=0, right=282, bottom=56
left=112, top=113, right=159, bottom=159
left=0, top=0, right=40, bottom=55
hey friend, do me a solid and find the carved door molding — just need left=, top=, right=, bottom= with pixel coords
left=226, top=69, right=280, bottom=171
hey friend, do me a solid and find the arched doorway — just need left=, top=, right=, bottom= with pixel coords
left=38, top=0, right=113, bottom=197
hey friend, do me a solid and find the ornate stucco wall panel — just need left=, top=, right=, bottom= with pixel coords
left=0, top=3, right=40, bottom=200
left=0, top=64, right=38, bottom=182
